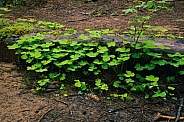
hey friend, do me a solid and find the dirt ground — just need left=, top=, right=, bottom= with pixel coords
left=1, top=0, right=184, bottom=122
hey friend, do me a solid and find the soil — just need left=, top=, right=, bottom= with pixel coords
left=1, top=0, right=184, bottom=122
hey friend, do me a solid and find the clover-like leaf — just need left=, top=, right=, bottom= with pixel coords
left=113, top=81, right=121, bottom=88
left=86, top=52, right=99, bottom=57
left=124, top=71, right=135, bottom=77
left=107, top=41, right=116, bottom=47
left=145, top=75, right=159, bottom=82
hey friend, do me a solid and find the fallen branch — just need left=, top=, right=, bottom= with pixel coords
left=154, top=113, right=184, bottom=121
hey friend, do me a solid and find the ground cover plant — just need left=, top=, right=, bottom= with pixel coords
left=1, top=0, right=184, bottom=121
left=3, top=0, right=183, bottom=101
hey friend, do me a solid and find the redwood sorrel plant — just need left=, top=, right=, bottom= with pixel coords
left=7, top=0, right=183, bottom=101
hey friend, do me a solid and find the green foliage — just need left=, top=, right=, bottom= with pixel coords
left=6, top=0, right=184, bottom=100
left=0, top=22, right=33, bottom=40
left=0, top=0, right=26, bottom=6
left=7, top=27, right=182, bottom=99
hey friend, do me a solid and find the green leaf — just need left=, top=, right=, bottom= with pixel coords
left=179, top=70, right=184, bottom=75
left=146, top=1, right=154, bottom=9
left=147, top=52, right=162, bottom=58
left=78, top=34, right=90, bottom=40
left=101, top=83, right=108, bottom=91
left=167, top=52, right=183, bottom=57
left=132, top=53, right=142, bottom=58
left=60, top=73, right=66, bottom=80
left=49, top=72, right=59, bottom=80
left=97, top=46, right=108, bottom=53
left=60, top=84, right=65, bottom=90
left=52, top=53, right=68, bottom=58
left=125, top=78, right=134, bottom=83
left=41, top=60, right=52, bottom=65
left=59, top=39, right=69, bottom=44
left=30, top=51, right=42, bottom=59
left=130, top=86, right=138, bottom=92
left=93, top=59, right=103, bottom=65
left=86, top=52, right=99, bottom=57
left=81, top=82, right=88, bottom=91
left=70, top=54, right=80, bottom=61
left=74, top=80, right=81, bottom=87
left=108, top=59, right=119, bottom=66
left=151, top=60, right=167, bottom=66
left=78, top=61, right=88, bottom=66
left=145, top=75, right=159, bottom=82
left=115, top=47, right=130, bottom=53
left=101, top=62, right=108, bottom=69
left=8, top=44, right=20, bottom=49
left=113, top=81, right=121, bottom=88
left=83, top=47, right=94, bottom=51
left=118, top=74, right=124, bottom=80
left=145, top=94, right=149, bottom=99
left=94, top=70, right=101, bottom=75
left=136, top=74, right=145, bottom=82
left=88, top=64, right=97, bottom=71
left=124, top=71, right=135, bottom=77
left=95, top=79, right=101, bottom=86
left=38, top=79, right=50, bottom=86
left=168, top=86, right=175, bottom=90
left=102, top=56, right=111, bottom=62
left=35, top=68, right=48, bottom=72
left=144, top=64, right=155, bottom=70
left=110, top=93, right=119, bottom=98
left=134, top=63, right=144, bottom=71
left=27, top=63, right=42, bottom=70
left=107, top=41, right=116, bottom=47
left=21, top=54, right=28, bottom=59
left=152, top=91, right=166, bottom=98
left=123, top=7, right=137, bottom=14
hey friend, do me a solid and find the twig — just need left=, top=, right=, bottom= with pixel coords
left=38, top=108, right=53, bottom=122
left=67, top=18, right=89, bottom=22
left=154, top=113, right=184, bottom=121
left=108, top=106, right=141, bottom=113
left=53, top=98, right=69, bottom=106
left=175, top=97, right=184, bottom=122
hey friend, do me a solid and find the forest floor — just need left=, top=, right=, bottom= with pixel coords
left=1, top=0, right=184, bottom=121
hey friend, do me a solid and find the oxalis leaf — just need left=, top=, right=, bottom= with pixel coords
left=21, top=54, right=28, bottom=59
left=78, top=61, right=88, bottom=66
left=93, top=59, right=103, bottom=65
left=145, top=75, right=159, bottom=82
left=97, top=46, right=108, bottom=53
left=152, top=90, right=166, bottom=98
left=115, top=47, right=130, bottom=53
left=151, top=60, right=167, bottom=66
left=134, top=63, right=144, bottom=71
left=107, top=41, right=116, bottom=47
left=8, top=44, right=20, bottom=49
left=113, top=81, right=121, bottom=88
left=74, top=80, right=81, bottom=87
left=102, top=56, right=111, bottom=62
left=108, top=59, right=119, bottom=66
left=101, top=62, right=108, bottom=69
left=86, top=52, right=99, bottom=57
left=30, top=51, right=42, bottom=59
left=78, top=34, right=90, bottom=40
left=124, top=71, right=135, bottom=77
left=35, top=68, right=48, bottom=72
left=144, top=64, right=155, bottom=70
left=38, top=79, right=50, bottom=86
